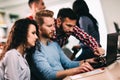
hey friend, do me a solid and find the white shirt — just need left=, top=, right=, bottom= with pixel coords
left=0, top=49, right=30, bottom=80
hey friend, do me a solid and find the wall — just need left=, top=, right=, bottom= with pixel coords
left=100, top=0, right=120, bottom=33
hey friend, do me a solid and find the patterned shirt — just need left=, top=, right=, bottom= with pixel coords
left=54, top=26, right=99, bottom=51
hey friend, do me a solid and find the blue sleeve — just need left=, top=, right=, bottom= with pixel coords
left=55, top=43, right=80, bottom=69
left=79, top=17, right=90, bottom=34
left=80, top=16, right=100, bottom=44
left=33, top=50, right=57, bottom=80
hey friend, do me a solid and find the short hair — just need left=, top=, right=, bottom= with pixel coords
left=57, top=8, right=77, bottom=21
left=28, top=0, right=39, bottom=7
left=35, top=10, right=54, bottom=26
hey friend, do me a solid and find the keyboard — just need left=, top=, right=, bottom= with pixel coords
left=69, top=68, right=104, bottom=80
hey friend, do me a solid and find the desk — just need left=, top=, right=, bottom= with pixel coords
left=63, top=60, right=120, bottom=80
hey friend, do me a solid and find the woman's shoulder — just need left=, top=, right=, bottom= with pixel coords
left=4, top=49, right=19, bottom=58
left=80, top=16, right=91, bottom=20
left=2, top=49, right=20, bottom=64
left=80, top=16, right=93, bottom=24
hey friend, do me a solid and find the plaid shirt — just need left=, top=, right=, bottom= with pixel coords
left=54, top=26, right=99, bottom=51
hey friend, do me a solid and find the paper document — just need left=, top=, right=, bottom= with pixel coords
left=70, top=68, right=104, bottom=80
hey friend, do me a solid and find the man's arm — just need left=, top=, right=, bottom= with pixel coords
left=32, top=50, right=57, bottom=80
left=73, top=26, right=104, bottom=55
left=56, top=61, right=93, bottom=79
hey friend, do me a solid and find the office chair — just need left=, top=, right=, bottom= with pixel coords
left=114, top=22, right=120, bottom=33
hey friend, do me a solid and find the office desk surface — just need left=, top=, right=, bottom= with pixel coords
left=63, top=60, right=120, bottom=80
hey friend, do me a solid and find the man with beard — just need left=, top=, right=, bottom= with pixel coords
left=53, top=8, right=104, bottom=59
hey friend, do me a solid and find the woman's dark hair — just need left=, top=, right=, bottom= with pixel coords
left=73, top=0, right=98, bottom=30
left=0, top=18, right=39, bottom=60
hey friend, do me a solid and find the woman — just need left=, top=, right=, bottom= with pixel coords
left=0, top=18, right=38, bottom=80
left=72, top=0, right=101, bottom=60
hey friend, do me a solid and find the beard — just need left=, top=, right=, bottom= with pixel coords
left=59, top=24, right=72, bottom=35
left=59, top=24, right=66, bottom=34
left=41, top=32, right=54, bottom=39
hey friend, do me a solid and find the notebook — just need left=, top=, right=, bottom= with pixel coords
left=91, top=33, right=119, bottom=68
left=105, top=33, right=118, bottom=66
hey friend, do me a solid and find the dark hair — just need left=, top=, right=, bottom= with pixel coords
left=57, top=8, right=77, bottom=21
left=28, top=0, right=39, bottom=7
left=73, top=0, right=89, bottom=16
left=0, top=18, right=39, bottom=60
left=72, top=0, right=98, bottom=30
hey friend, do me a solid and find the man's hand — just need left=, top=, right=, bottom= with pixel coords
left=94, top=47, right=105, bottom=56
left=78, top=61, right=94, bottom=73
